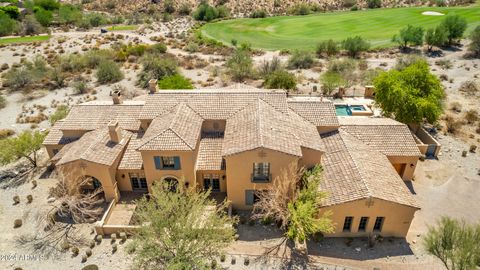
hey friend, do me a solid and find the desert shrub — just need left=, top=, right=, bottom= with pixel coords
left=0, top=95, right=7, bottom=109
left=137, top=56, right=178, bottom=88
left=185, top=42, right=199, bottom=53
left=27, top=194, right=33, bottom=203
left=85, top=248, right=92, bottom=257
left=287, top=50, right=314, bottom=69
left=85, top=12, right=108, bottom=27
left=395, top=54, right=425, bottom=70
left=444, top=114, right=462, bottom=133
left=465, top=109, right=479, bottom=124
left=321, top=71, right=345, bottom=96
left=435, top=59, right=453, bottom=70
left=342, top=36, right=370, bottom=58
left=112, top=243, right=118, bottom=252
left=425, top=25, right=448, bottom=51
left=84, top=49, right=115, bottom=69
left=216, top=5, right=229, bottom=18
left=0, top=129, right=15, bottom=139
left=71, top=246, right=79, bottom=256
left=34, top=7, right=53, bottom=26
left=435, top=0, right=446, bottom=6
left=58, top=4, right=82, bottom=24
left=264, top=70, right=296, bottom=90
left=21, top=15, right=44, bottom=35
left=367, top=0, right=381, bottom=8
left=343, top=0, right=357, bottom=8
left=119, top=232, right=127, bottom=241
left=49, top=105, right=69, bottom=124
left=316, top=40, right=339, bottom=57
left=392, top=25, right=425, bottom=48
left=468, top=26, right=480, bottom=57
left=14, top=219, right=22, bottom=228
left=2, top=56, right=50, bottom=91
left=49, top=67, right=66, bottom=88
left=13, top=195, right=20, bottom=204
left=0, top=13, right=18, bottom=36
left=226, top=48, right=253, bottom=82
left=258, top=57, right=282, bottom=77
left=289, top=3, right=311, bottom=15
left=147, top=43, right=167, bottom=54
left=459, top=80, right=479, bottom=95
left=250, top=9, right=267, bottom=18
left=193, top=2, right=219, bottom=22
left=163, top=0, right=175, bottom=13
left=158, top=74, right=193, bottom=89
left=95, top=60, right=123, bottom=84
left=0, top=5, right=19, bottom=19
left=34, top=0, right=60, bottom=10
left=58, top=54, right=87, bottom=72
left=327, top=58, right=356, bottom=74
left=178, top=2, right=191, bottom=15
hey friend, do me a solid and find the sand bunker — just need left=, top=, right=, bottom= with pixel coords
left=422, top=11, right=445, bottom=16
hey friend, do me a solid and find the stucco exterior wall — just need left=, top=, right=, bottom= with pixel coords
left=299, top=147, right=323, bottom=169
left=196, top=170, right=227, bottom=192
left=141, top=150, right=198, bottom=191
left=45, top=145, right=63, bottom=159
left=224, top=148, right=299, bottom=210
left=387, top=156, right=419, bottom=181
left=320, top=198, right=418, bottom=238
left=116, top=169, right=145, bottom=192
left=201, top=120, right=226, bottom=133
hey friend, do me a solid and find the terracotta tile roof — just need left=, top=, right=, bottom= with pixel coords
left=118, top=132, right=144, bottom=170
left=137, top=103, right=203, bottom=151
left=60, top=103, right=143, bottom=131
left=43, top=121, right=78, bottom=145
left=288, top=100, right=339, bottom=127
left=320, top=131, right=419, bottom=208
left=196, top=133, right=225, bottom=171
left=139, top=90, right=288, bottom=120
left=339, top=117, right=421, bottom=157
left=223, top=99, right=323, bottom=157
left=56, top=128, right=132, bottom=166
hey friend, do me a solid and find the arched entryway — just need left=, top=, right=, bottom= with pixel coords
left=80, top=175, right=106, bottom=201
left=163, top=177, right=179, bottom=192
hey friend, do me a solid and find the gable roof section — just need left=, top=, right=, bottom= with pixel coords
left=288, top=100, right=339, bottom=127
left=118, top=132, right=144, bottom=170
left=43, top=120, right=78, bottom=145
left=320, top=130, right=418, bottom=208
left=139, top=89, right=288, bottom=120
left=137, top=103, right=203, bottom=151
left=223, top=99, right=322, bottom=157
left=339, top=117, right=421, bottom=157
left=60, top=102, right=143, bottom=131
left=196, top=133, right=225, bottom=171
left=56, top=128, right=132, bottom=166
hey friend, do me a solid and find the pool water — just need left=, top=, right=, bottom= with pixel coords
left=335, top=105, right=352, bottom=116
left=350, top=105, right=366, bottom=111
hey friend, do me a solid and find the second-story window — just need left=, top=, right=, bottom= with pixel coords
left=252, top=162, right=270, bottom=182
left=154, top=156, right=181, bottom=170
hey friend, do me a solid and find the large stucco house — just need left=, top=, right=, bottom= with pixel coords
left=43, top=86, right=422, bottom=237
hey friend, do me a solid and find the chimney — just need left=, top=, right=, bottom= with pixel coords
left=108, top=120, right=122, bottom=143
left=148, top=79, right=158, bottom=94
left=112, top=90, right=123, bottom=105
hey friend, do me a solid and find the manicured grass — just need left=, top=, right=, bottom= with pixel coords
left=0, top=35, right=51, bottom=45
left=201, top=5, right=480, bottom=50
left=106, top=25, right=138, bottom=31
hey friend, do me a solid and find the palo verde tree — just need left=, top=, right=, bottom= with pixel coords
left=342, top=36, right=371, bottom=58
left=424, top=217, right=480, bottom=270
left=392, top=25, right=425, bottom=49
left=440, top=14, right=468, bottom=46
left=129, top=179, right=237, bottom=269
left=425, top=25, right=448, bottom=52
left=253, top=164, right=334, bottom=245
left=0, top=130, right=47, bottom=167
left=374, top=60, right=445, bottom=124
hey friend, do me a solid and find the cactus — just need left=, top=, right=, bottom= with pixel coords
left=95, top=234, right=102, bottom=243
left=112, top=243, right=117, bottom=253
left=32, top=180, right=37, bottom=188
left=27, top=194, right=33, bottom=203
left=85, top=248, right=92, bottom=257
left=89, top=239, right=96, bottom=249
left=13, top=195, right=20, bottom=204
left=81, top=254, right=87, bottom=263
left=71, top=246, right=79, bottom=256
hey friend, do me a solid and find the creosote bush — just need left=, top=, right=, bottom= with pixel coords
left=95, top=60, right=123, bottom=84
left=264, top=70, right=296, bottom=90
left=287, top=50, right=314, bottom=69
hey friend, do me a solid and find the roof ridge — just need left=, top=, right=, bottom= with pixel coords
left=256, top=99, right=264, bottom=148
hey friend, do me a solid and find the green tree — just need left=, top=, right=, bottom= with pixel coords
left=264, top=70, right=297, bottom=90
left=0, top=130, right=47, bottom=167
left=137, top=56, right=178, bottom=88
left=0, top=6, right=20, bottom=19
left=193, top=2, right=219, bottom=22
left=468, top=25, right=480, bottom=58
left=424, top=217, right=480, bottom=270
left=129, top=180, right=236, bottom=269
left=34, top=7, right=53, bottom=27
left=58, top=4, right=83, bottom=24
left=95, top=60, right=123, bottom=84
left=287, top=50, right=314, bottom=69
left=342, top=36, right=370, bottom=58
left=33, top=0, right=60, bottom=10
left=321, top=71, right=345, bottom=96
left=367, top=0, right=381, bottom=8
left=425, top=25, right=448, bottom=51
left=374, top=60, right=445, bottom=124
left=0, top=12, right=18, bottom=36
left=226, top=48, right=253, bottom=82
left=253, top=165, right=334, bottom=244
left=49, top=105, right=69, bottom=125
left=440, top=14, right=467, bottom=45
left=158, top=74, right=193, bottom=89
left=316, top=39, right=339, bottom=57
left=392, top=25, right=425, bottom=49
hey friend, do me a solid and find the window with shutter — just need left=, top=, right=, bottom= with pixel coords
left=245, top=190, right=254, bottom=205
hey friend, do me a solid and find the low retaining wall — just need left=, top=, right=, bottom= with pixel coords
left=94, top=200, right=140, bottom=236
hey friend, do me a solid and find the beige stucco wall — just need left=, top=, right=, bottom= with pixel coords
left=44, top=145, right=63, bottom=159
left=57, top=160, right=120, bottom=202
left=201, top=120, right=226, bottom=133
left=299, top=147, right=323, bottom=169
left=224, top=148, right=299, bottom=210
left=320, top=198, right=418, bottom=238
left=196, top=170, right=227, bottom=192
left=116, top=169, right=145, bottom=192
left=387, top=156, right=419, bottom=181
left=141, top=150, right=198, bottom=191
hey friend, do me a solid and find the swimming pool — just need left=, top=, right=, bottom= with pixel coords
left=350, top=105, right=367, bottom=111
left=335, top=105, right=352, bottom=116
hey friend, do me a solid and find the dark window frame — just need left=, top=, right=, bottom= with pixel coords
left=343, top=216, right=354, bottom=232
left=373, top=217, right=385, bottom=232
left=252, top=162, right=271, bottom=182
left=358, top=217, right=369, bottom=232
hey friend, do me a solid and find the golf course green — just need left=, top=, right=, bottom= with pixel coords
left=201, top=4, right=480, bottom=50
